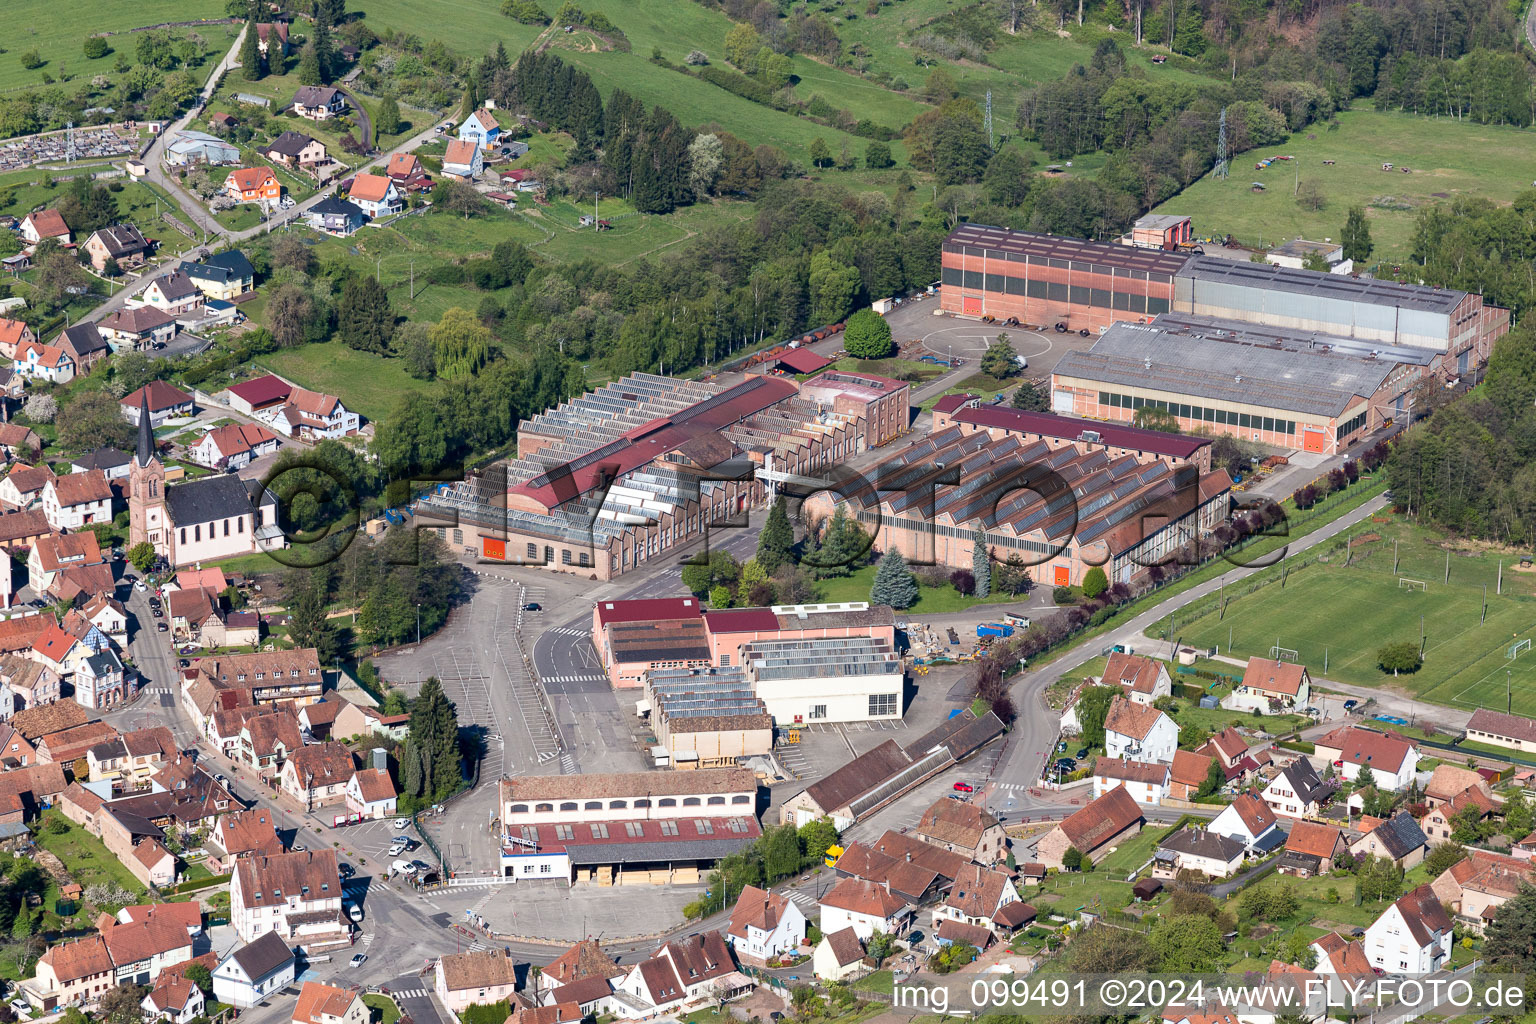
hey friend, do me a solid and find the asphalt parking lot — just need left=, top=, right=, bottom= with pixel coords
left=880, top=295, right=1102, bottom=380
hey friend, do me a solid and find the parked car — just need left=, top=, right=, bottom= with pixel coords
left=1054, top=758, right=1076, bottom=772
left=392, top=817, right=411, bottom=831
left=1075, top=747, right=1090, bottom=759
left=348, top=905, right=364, bottom=923
left=388, top=841, right=408, bottom=857
left=350, top=954, right=368, bottom=968
left=1343, top=699, right=1359, bottom=711
left=952, top=781, right=974, bottom=793
left=156, top=622, right=168, bottom=632
left=524, top=602, right=541, bottom=611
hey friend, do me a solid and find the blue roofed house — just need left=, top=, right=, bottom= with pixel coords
left=303, top=197, right=365, bottom=237
left=458, top=108, right=501, bottom=150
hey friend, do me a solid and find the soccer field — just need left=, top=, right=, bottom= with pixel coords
left=1161, top=519, right=1536, bottom=715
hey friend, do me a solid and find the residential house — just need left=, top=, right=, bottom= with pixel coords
left=23, top=934, right=115, bottom=1009
left=0, top=510, right=48, bottom=551
left=191, top=422, right=280, bottom=470
left=181, top=251, right=256, bottom=301
left=229, top=849, right=348, bottom=952
left=536, top=939, right=625, bottom=999
left=56, top=323, right=111, bottom=371
left=1431, top=849, right=1536, bottom=932
left=386, top=153, right=423, bottom=181
left=260, top=132, right=327, bottom=171
left=1421, top=785, right=1496, bottom=846
left=1100, top=652, right=1171, bottom=705
left=121, top=382, right=195, bottom=428
left=818, top=878, right=912, bottom=940
left=0, top=721, right=36, bottom=766
left=140, top=271, right=203, bottom=315
left=1154, top=826, right=1246, bottom=879
left=0, top=760, right=66, bottom=818
left=343, top=767, right=396, bottom=820
left=1315, top=726, right=1420, bottom=791
left=1037, top=785, right=1144, bottom=869
left=35, top=721, right=119, bottom=765
left=98, top=305, right=178, bottom=350
left=505, top=168, right=542, bottom=192
left=42, top=469, right=112, bottom=531
left=254, top=23, right=289, bottom=57
left=225, top=168, right=281, bottom=205
left=1425, top=764, right=1493, bottom=807
left=193, top=648, right=324, bottom=709
left=82, top=224, right=151, bottom=273
left=333, top=702, right=409, bottom=742
left=433, top=951, right=521, bottom=1013
left=1363, top=884, right=1452, bottom=975
left=261, top=387, right=361, bottom=439
left=931, top=863, right=1028, bottom=937
left=28, top=531, right=103, bottom=595
left=278, top=742, right=355, bottom=808
left=1224, top=657, right=1311, bottom=713
left=459, top=108, right=502, bottom=150
left=811, top=928, right=866, bottom=983
left=1199, top=727, right=1251, bottom=775
left=13, top=341, right=75, bottom=383
left=913, top=797, right=1008, bottom=863
left=1311, top=931, right=1375, bottom=978
left=1261, top=757, right=1336, bottom=819
left=128, top=839, right=178, bottom=888
left=725, top=884, right=807, bottom=961
left=1103, top=696, right=1178, bottom=765
left=291, top=86, right=346, bottom=120
left=292, top=982, right=367, bottom=1024
left=1278, top=821, right=1346, bottom=878
left=1209, top=794, right=1283, bottom=853
left=20, top=210, right=70, bottom=245
left=1349, top=810, right=1429, bottom=870
left=1092, top=757, right=1169, bottom=805
left=237, top=711, right=303, bottom=775
left=0, top=319, right=34, bottom=361
left=296, top=698, right=350, bottom=739
left=82, top=594, right=128, bottom=639
left=212, top=932, right=296, bottom=1009
left=72, top=448, right=132, bottom=481
left=302, top=196, right=365, bottom=237
left=0, top=423, right=39, bottom=460
left=0, top=463, right=53, bottom=509
left=142, top=975, right=204, bottom=1024
left=76, top=649, right=128, bottom=709
left=1, top=653, right=59, bottom=711
left=9, top=698, right=89, bottom=740
left=206, top=807, right=284, bottom=870
left=614, top=934, right=749, bottom=1017
left=29, top=625, right=89, bottom=682
left=441, top=139, right=484, bottom=181
left=87, top=726, right=175, bottom=784
left=1465, top=709, right=1536, bottom=754
left=346, top=174, right=402, bottom=219
left=166, top=585, right=219, bottom=637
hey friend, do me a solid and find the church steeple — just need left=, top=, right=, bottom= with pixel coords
left=135, top=387, right=157, bottom=468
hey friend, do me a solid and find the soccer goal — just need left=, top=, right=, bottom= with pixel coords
left=1511, top=639, right=1533, bottom=661
left=1398, top=578, right=1428, bottom=591
left=1271, top=646, right=1298, bottom=662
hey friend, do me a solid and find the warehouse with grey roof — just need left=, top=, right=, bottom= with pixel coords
left=1051, top=314, right=1446, bottom=455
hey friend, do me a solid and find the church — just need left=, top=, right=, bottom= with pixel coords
left=129, top=392, right=285, bottom=566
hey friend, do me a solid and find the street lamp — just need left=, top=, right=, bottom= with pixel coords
left=416, top=604, right=421, bottom=645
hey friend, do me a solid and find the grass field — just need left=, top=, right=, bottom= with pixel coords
left=1159, top=515, right=1536, bottom=715
left=0, top=0, right=227, bottom=95
left=1151, top=106, right=1536, bottom=260
left=258, top=340, right=433, bottom=421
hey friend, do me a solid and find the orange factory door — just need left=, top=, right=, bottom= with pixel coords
left=963, top=295, right=983, bottom=315
left=482, top=537, right=506, bottom=561
left=1054, top=565, right=1070, bottom=586
left=1303, top=430, right=1325, bottom=454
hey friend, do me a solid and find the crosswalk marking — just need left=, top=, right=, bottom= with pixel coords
left=392, top=989, right=427, bottom=1000
left=468, top=940, right=489, bottom=952
left=548, top=627, right=588, bottom=637
left=543, top=675, right=604, bottom=684
left=786, top=890, right=816, bottom=908
left=559, top=753, right=577, bottom=775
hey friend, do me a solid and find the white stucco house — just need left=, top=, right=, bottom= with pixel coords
left=1103, top=696, right=1178, bottom=765
left=1363, top=885, right=1452, bottom=975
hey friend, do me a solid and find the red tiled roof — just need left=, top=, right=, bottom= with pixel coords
left=1285, top=821, right=1342, bottom=859
left=1056, top=786, right=1142, bottom=852
left=703, top=608, right=781, bottom=633
left=1170, top=749, right=1214, bottom=787
left=443, top=139, right=478, bottom=166
left=775, top=348, right=831, bottom=374
left=932, top=394, right=975, bottom=414
left=1242, top=657, right=1307, bottom=696
left=227, top=167, right=277, bottom=192
left=121, top=380, right=193, bottom=414
left=228, top=374, right=293, bottom=407
left=25, top=210, right=69, bottom=239
left=348, top=173, right=393, bottom=203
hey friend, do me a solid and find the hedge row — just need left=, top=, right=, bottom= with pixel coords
left=170, top=872, right=231, bottom=894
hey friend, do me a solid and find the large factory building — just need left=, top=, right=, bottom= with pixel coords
left=1051, top=314, right=1443, bottom=455
left=940, top=225, right=1507, bottom=372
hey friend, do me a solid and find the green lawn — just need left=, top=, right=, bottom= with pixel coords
left=1151, top=105, right=1536, bottom=261
left=33, top=810, right=148, bottom=904
left=0, top=2, right=227, bottom=95
left=362, top=995, right=400, bottom=1024
left=814, top=563, right=1029, bottom=615
left=0, top=173, right=200, bottom=257
left=1161, top=515, right=1536, bottom=715
left=257, top=340, right=433, bottom=422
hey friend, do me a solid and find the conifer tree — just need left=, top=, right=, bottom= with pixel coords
left=870, top=548, right=918, bottom=609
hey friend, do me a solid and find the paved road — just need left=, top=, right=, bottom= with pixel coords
left=982, top=493, right=1393, bottom=806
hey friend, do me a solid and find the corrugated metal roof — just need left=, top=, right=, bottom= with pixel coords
left=944, top=224, right=1191, bottom=276
left=1055, top=317, right=1403, bottom=418
left=956, top=405, right=1208, bottom=458
left=1178, top=255, right=1466, bottom=314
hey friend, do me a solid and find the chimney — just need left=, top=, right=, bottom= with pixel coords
left=372, top=747, right=387, bottom=772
